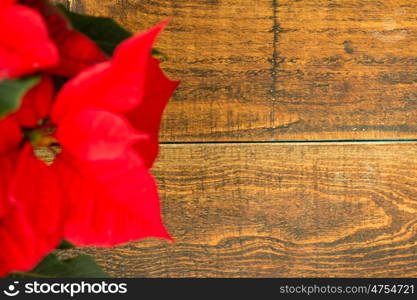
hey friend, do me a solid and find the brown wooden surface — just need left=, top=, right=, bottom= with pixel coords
left=66, top=0, right=417, bottom=141
left=62, top=143, right=417, bottom=277
left=56, top=0, right=417, bottom=277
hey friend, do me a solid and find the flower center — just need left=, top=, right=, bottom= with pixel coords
left=25, top=126, right=61, bottom=165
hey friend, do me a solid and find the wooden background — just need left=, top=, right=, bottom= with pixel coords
left=60, top=0, right=417, bottom=277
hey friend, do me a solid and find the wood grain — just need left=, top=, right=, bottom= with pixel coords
left=63, top=0, right=417, bottom=141
left=66, top=0, right=293, bottom=141
left=275, top=0, right=417, bottom=141
left=62, top=143, right=417, bottom=277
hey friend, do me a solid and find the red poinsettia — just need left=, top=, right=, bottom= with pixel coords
left=50, top=22, right=178, bottom=245
left=0, top=1, right=178, bottom=276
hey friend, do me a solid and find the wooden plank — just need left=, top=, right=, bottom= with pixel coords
left=65, top=0, right=417, bottom=141
left=275, top=0, right=417, bottom=141
left=63, top=143, right=417, bottom=277
left=66, top=0, right=295, bottom=141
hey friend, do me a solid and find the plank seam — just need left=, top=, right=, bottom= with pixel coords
left=160, top=139, right=417, bottom=145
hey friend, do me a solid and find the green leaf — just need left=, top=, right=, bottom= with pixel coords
left=9, top=253, right=109, bottom=278
left=151, top=48, right=168, bottom=60
left=58, top=4, right=131, bottom=56
left=0, top=76, right=40, bottom=119
left=57, top=240, right=75, bottom=250
left=57, top=4, right=167, bottom=58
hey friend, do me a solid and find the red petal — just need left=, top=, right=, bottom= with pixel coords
left=0, top=204, right=39, bottom=276
left=56, top=108, right=145, bottom=161
left=0, top=117, right=22, bottom=155
left=9, top=143, right=64, bottom=259
left=0, top=149, right=41, bottom=276
left=112, top=20, right=168, bottom=76
left=0, top=151, right=17, bottom=218
left=52, top=149, right=172, bottom=246
left=20, top=0, right=108, bottom=77
left=126, top=57, right=179, bottom=168
left=12, top=75, right=54, bottom=128
left=0, top=144, right=64, bottom=276
left=0, top=0, right=16, bottom=10
left=51, top=22, right=167, bottom=123
left=49, top=28, right=108, bottom=77
left=0, top=4, right=58, bottom=79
